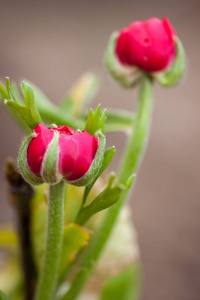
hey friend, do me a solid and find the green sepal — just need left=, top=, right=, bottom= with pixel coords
left=41, top=131, right=63, bottom=185
left=85, top=105, right=106, bottom=136
left=82, top=146, right=116, bottom=205
left=5, top=80, right=43, bottom=130
left=105, top=32, right=141, bottom=88
left=76, top=173, right=125, bottom=225
left=18, top=134, right=44, bottom=185
left=0, top=290, right=8, bottom=300
left=67, top=130, right=106, bottom=187
left=155, top=37, right=186, bottom=87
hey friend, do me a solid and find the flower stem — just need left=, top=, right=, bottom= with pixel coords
left=34, top=181, right=65, bottom=300
left=61, top=73, right=153, bottom=300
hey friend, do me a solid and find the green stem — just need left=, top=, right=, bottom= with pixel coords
left=34, top=181, right=65, bottom=300
left=61, top=73, right=153, bottom=300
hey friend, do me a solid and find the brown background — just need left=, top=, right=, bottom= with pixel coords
left=0, top=0, right=200, bottom=299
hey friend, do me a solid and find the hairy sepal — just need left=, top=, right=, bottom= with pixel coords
left=18, top=134, right=43, bottom=185
left=41, top=131, right=63, bottom=185
left=66, top=130, right=106, bottom=186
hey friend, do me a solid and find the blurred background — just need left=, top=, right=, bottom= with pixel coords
left=0, top=0, right=200, bottom=299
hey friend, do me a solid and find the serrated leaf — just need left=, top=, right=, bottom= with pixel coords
left=100, top=264, right=141, bottom=300
left=83, top=146, right=116, bottom=205
left=76, top=173, right=124, bottom=225
left=59, top=224, right=91, bottom=275
left=25, top=80, right=59, bottom=115
left=5, top=78, right=23, bottom=104
left=5, top=81, right=43, bottom=130
left=85, top=105, right=106, bottom=136
left=9, top=84, right=23, bottom=104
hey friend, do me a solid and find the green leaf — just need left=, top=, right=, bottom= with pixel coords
left=10, top=84, right=23, bottom=104
left=26, top=80, right=58, bottom=114
left=26, top=80, right=84, bottom=129
left=61, top=73, right=99, bottom=117
left=5, top=81, right=43, bottom=130
left=155, top=37, right=186, bottom=87
left=5, top=78, right=23, bottom=104
left=0, top=81, right=9, bottom=101
left=59, top=224, right=91, bottom=275
left=85, top=105, right=106, bottom=136
left=0, top=290, right=8, bottom=300
left=99, top=264, right=141, bottom=300
left=83, top=146, right=116, bottom=205
left=76, top=173, right=124, bottom=225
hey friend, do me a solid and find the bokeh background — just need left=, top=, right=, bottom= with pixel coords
left=0, top=0, right=200, bottom=299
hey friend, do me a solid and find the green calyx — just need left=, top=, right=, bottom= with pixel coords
left=105, top=32, right=141, bottom=88
left=18, top=133, right=44, bottom=186
left=41, top=131, right=63, bottom=185
left=18, top=131, right=63, bottom=186
left=154, top=37, right=186, bottom=87
left=66, top=130, right=106, bottom=187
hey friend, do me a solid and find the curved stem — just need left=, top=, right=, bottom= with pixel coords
left=34, top=181, right=65, bottom=300
left=61, top=73, right=153, bottom=300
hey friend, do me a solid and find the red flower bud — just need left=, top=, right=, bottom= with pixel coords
left=27, top=124, right=99, bottom=183
left=116, top=17, right=176, bottom=72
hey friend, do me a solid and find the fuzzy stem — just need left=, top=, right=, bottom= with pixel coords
left=61, top=73, right=153, bottom=300
left=34, top=181, right=64, bottom=300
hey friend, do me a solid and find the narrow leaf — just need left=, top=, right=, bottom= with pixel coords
left=85, top=105, right=106, bottom=136
left=76, top=173, right=124, bottom=225
left=5, top=81, right=43, bottom=129
left=21, top=81, right=43, bottom=126
left=0, top=81, right=9, bottom=101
